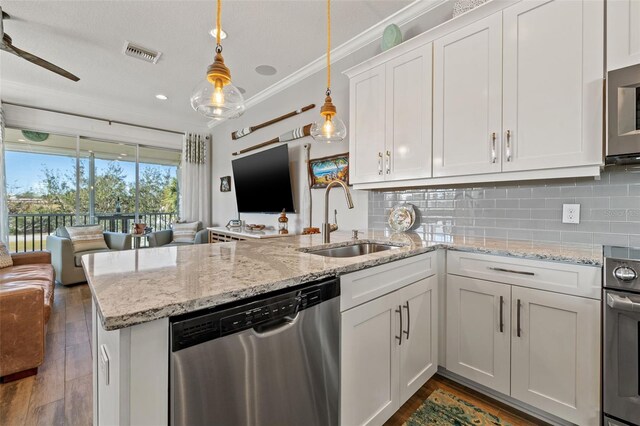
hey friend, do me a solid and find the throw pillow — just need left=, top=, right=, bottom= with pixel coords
left=0, top=241, right=13, bottom=269
left=172, top=222, right=199, bottom=243
left=66, top=225, right=109, bottom=253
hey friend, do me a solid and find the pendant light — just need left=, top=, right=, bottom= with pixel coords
left=310, top=0, right=347, bottom=143
left=190, top=0, right=245, bottom=120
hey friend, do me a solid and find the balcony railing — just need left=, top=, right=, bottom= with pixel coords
left=8, top=212, right=177, bottom=252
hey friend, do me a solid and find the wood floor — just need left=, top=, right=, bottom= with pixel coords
left=1, top=282, right=544, bottom=426
left=0, top=282, right=93, bottom=426
left=385, top=374, right=547, bottom=426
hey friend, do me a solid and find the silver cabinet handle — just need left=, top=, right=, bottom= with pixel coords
left=505, top=130, right=512, bottom=162
left=606, top=293, right=640, bottom=312
left=488, top=266, right=535, bottom=276
left=491, top=132, right=497, bottom=163
left=385, top=151, right=391, bottom=174
left=516, top=299, right=522, bottom=337
left=395, top=305, right=403, bottom=345
left=402, top=301, right=410, bottom=339
left=499, top=295, right=504, bottom=333
left=377, top=152, right=383, bottom=175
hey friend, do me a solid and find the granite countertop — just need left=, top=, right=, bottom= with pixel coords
left=83, top=230, right=603, bottom=331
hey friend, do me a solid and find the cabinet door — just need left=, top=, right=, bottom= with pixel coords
left=341, top=290, right=400, bottom=426
left=608, top=0, right=640, bottom=71
left=398, top=276, right=438, bottom=403
left=349, top=65, right=386, bottom=184
left=446, top=275, right=511, bottom=395
left=511, top=287, right=600, bottom=426
left=502, top=0, right=603, bottom=172
left=385, top=44, right=433, bottom=181
left=433, top=13, right=503, bottom=177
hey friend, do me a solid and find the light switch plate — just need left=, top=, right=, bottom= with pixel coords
left=562, top=204, right=580, bottom=224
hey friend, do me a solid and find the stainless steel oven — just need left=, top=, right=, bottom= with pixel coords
left=607, top=64, right=640, bottom=165
left=603, top=246, right=640, bottom=425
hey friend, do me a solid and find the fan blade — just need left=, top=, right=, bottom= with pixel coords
left=2, top=11, right=9, bottom=20
left=8, top=42, right=79, bottom=81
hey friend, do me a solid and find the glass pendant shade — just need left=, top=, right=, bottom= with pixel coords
left=310, top=114, right=347, bottom=143
left=190, top=78, right=245, bottom=120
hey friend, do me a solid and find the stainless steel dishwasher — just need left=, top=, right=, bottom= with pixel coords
left=170, top=277, right=340, bottom=426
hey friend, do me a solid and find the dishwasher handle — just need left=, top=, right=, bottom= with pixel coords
left=252, top=312, right=301, bottom=338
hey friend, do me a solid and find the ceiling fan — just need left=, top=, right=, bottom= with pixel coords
left=0, top=6, right=80, bottom=81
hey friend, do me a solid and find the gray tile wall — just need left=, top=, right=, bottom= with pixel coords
left=368, top=165, right=640, bottom=246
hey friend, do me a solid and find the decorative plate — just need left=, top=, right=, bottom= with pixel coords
left=388, top=204, right=416, bottom=232
left=381, top=24, right=403, bottom=51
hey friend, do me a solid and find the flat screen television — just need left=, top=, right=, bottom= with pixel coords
left=231, top=144, right=295, bottom=213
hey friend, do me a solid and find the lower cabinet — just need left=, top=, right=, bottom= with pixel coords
left=341, top=264, right=438, bottom=426
left=446, top=266, right=600, bottom=426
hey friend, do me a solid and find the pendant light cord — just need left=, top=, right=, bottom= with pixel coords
left=326, top=0, right=331, bottom=93
left=216, top=0, right=222, bottom=46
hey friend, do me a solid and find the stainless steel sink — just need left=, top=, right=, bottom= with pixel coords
left=306, top=242, right=400, bottom=258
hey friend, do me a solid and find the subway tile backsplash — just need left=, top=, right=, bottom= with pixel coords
left=368, top=165, right=640, bottom=247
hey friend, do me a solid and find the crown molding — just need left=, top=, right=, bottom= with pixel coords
left=207, top=0, right=447, bottom=129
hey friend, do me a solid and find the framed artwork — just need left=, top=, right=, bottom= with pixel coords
left=220, top=176, right=231, bottom=192
left=309, top=153, right=349, bottom=188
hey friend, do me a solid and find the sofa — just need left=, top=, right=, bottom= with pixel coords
left=47, top=226, right=131, bottom=285
left=0, top=251, right=55, bottom=381
left=147, top=222, right=208, bottom=247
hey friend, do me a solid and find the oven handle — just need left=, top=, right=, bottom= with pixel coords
left=606, top=293, right=640, bottom=312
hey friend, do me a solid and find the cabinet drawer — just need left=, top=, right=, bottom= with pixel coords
left=340, top=252, right=436, bottom=312
left=447, top=251, right=601, bottom=300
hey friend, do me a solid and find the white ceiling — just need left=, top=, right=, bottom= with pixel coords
left=0, top=0, right=411, bottom=131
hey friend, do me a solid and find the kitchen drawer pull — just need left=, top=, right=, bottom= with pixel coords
left=505, top=130, right=512, bottom=162
left=499, top=295, right=504, bottom=333
left=377, top=152, right=383, bottom=175
left=403, top=301, right=410, bottom=339
left=395, top=305, right=402, bottom=345
left=488, top=266, right=535, bottom=276
left=385, top=151, right=391, bottom=175
left=490, top=132, right=497, bottom=163
left=516, top=299, right=522, bottom=337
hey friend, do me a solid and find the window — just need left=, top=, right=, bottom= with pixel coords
left=4, top=128, right=181, bottom=252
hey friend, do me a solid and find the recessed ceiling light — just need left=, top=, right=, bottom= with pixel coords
left=18, top=138, right=25, bottom=142
left=209, top=28, right=227, bottom=40
left=155, top=94, right=168, bottom=100
left=255, top=65, right=277, bottom=76
left=237, top=87, right=246, bottom=94
left=120, top=153, right=128, bottom=156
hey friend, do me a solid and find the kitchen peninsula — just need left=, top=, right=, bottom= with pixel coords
left=85, top=231, right=602, bottom=426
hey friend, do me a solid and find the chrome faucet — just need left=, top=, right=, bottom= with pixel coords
left=323, top=180, right=354, bottom=244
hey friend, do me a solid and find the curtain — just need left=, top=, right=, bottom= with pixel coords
left=179, top=133, right=211, bottom=225
left=0, top=104, right=8, bottom=244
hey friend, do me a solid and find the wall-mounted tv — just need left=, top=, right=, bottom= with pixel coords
left=231, top=144, right=295, bottom=213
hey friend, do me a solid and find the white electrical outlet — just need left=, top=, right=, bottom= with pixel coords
left=562, top=204, right=580, bottom=224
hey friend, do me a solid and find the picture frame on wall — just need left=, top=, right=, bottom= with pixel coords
left=220, top=176, right=231, bottom=192
left=309, top=153, right=349, bottom=189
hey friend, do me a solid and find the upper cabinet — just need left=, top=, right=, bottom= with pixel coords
left=608, top=0, right=640, bottom=71
left=501, top=0, right=603, bottom=172
left=348, top=44, right=433, bottom=185
left=345, top=0, right=604, bottom=189
left=433, top=13, right=503, bottom=177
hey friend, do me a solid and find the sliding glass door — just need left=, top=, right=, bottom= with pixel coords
left=4, top=128, right=181, bottom=251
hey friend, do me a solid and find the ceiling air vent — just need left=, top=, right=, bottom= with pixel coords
left=122, top=41, right=162, bottom=64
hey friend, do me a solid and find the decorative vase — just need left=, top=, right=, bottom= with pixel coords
left=452, top=0, right=489, bottom=18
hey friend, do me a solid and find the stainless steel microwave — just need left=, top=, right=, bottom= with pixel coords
left=607, top=63, right=640, bottom=164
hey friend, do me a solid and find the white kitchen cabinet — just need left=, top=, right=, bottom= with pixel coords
left=433, top=13, right=503, bottom=177
left=398, top=276, right=438, bottom=402
left=341, top=290, right=400, bottom=426
left=385, top=45, right=433, bottom=181
left=502, top=0, right=603, bottom=172
left=347, top=45, right=432, bottom=185
left=511, top=286, right=600, bottom=426
left=348, top=65, right=386, bottom=184
left=608, top=0, right=640, bottom=71
left=446, top=275, right=511, bottom=395
left=340, top=253, right=438, bottom=426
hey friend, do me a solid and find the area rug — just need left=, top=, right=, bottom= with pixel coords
left=402, top=389, right=512, bottom=426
